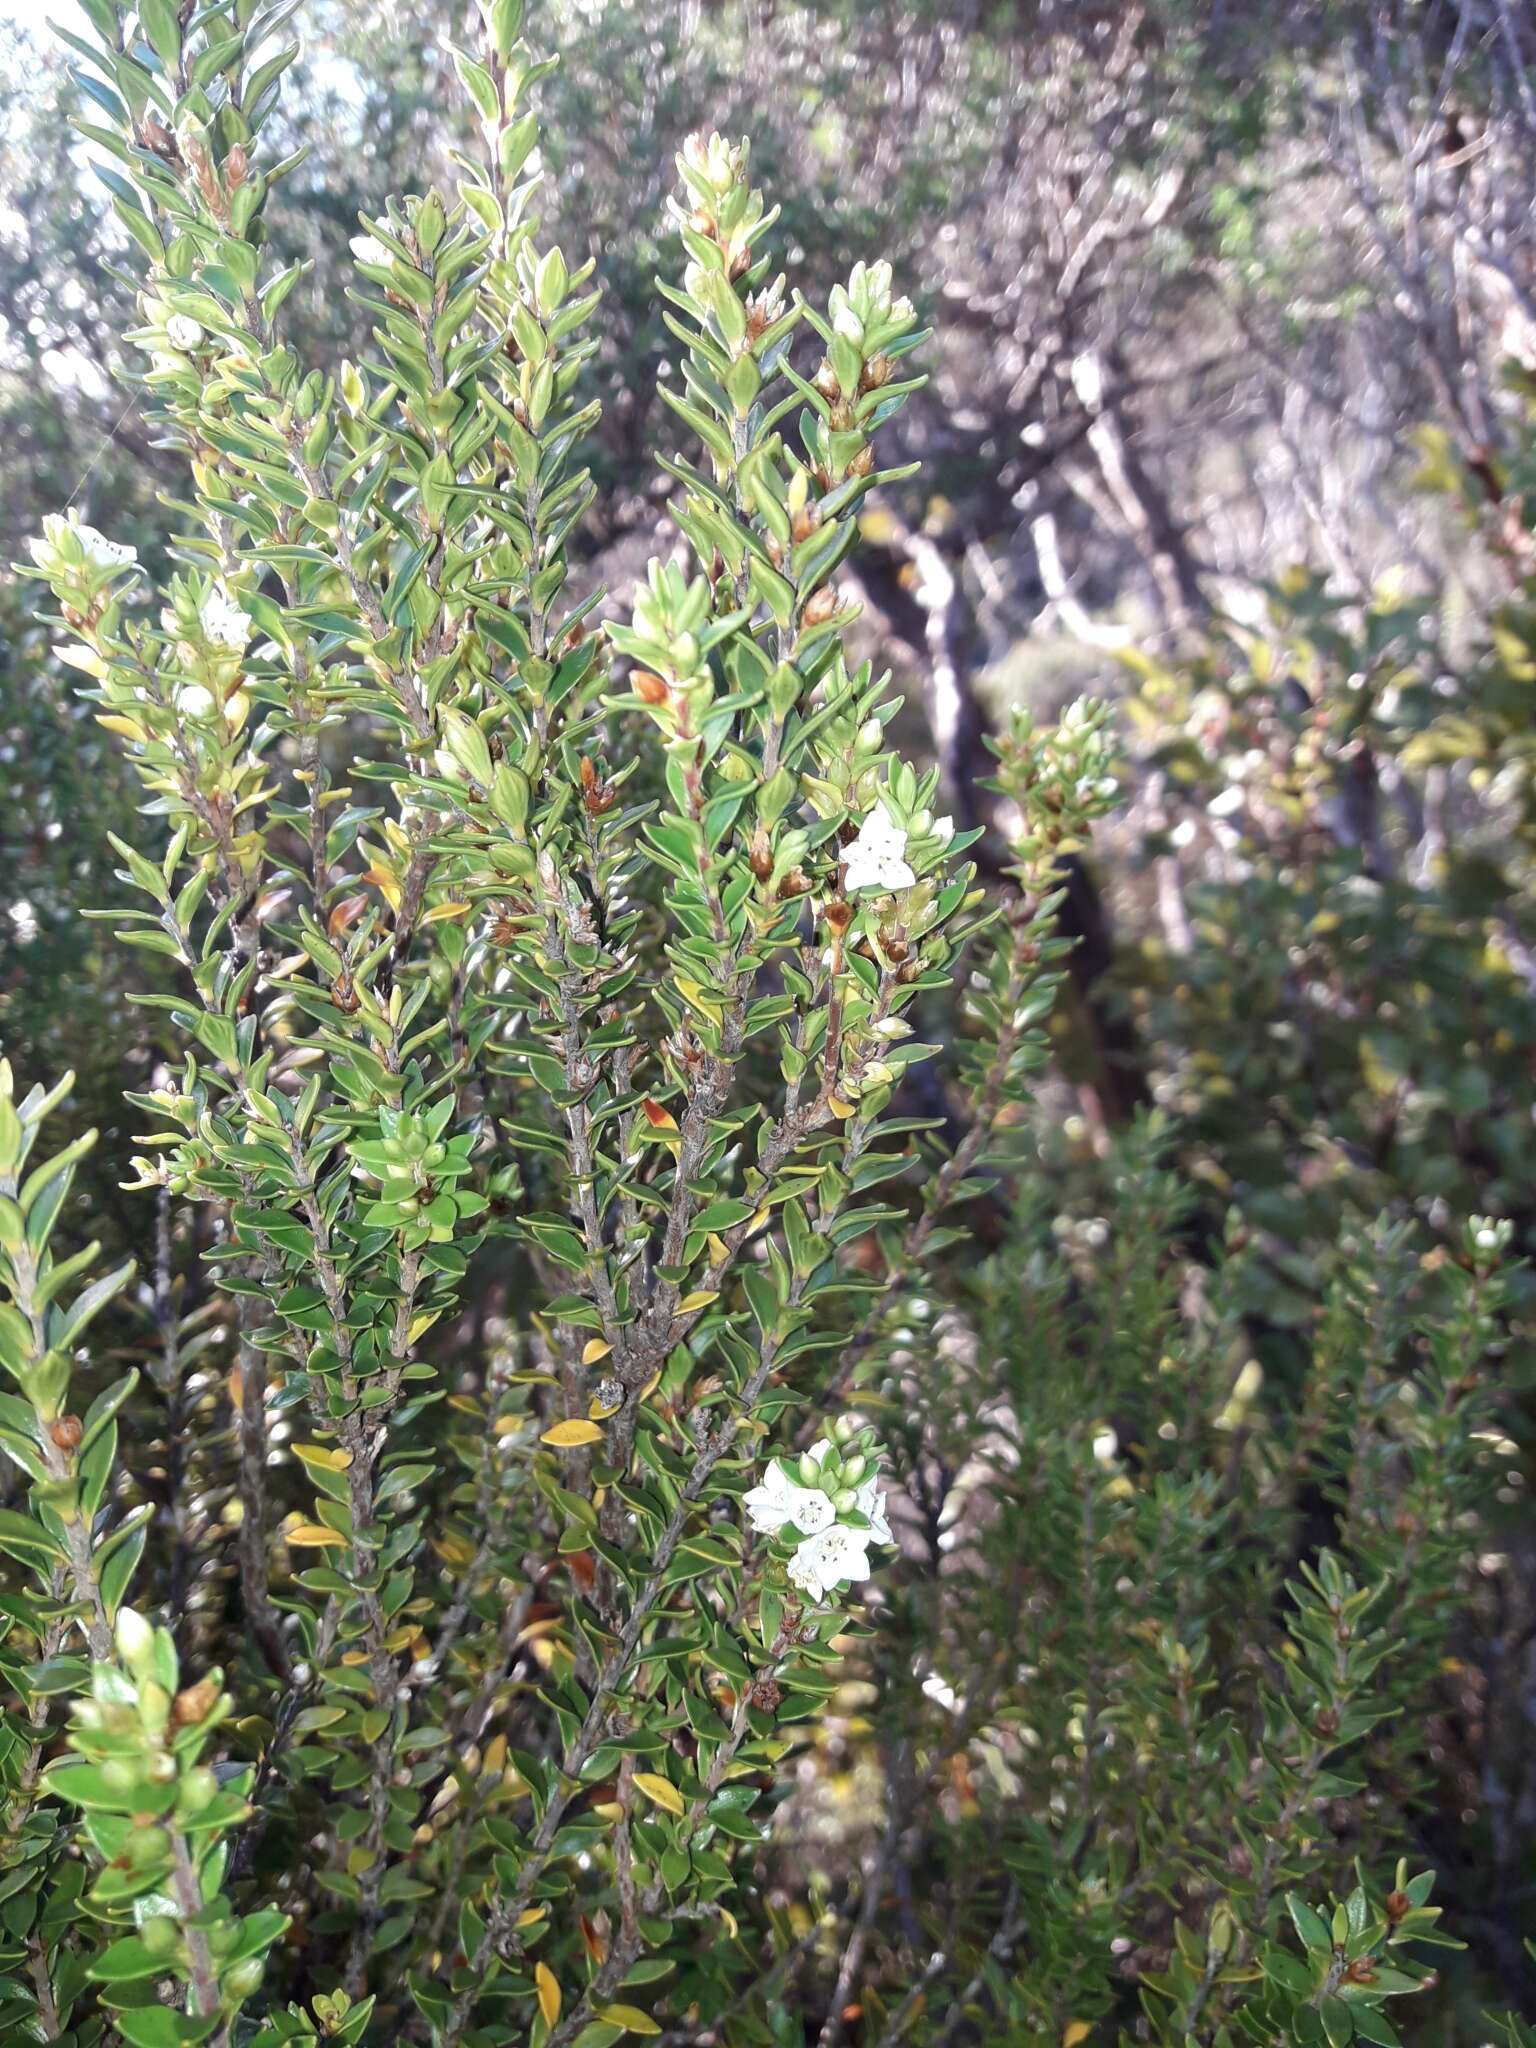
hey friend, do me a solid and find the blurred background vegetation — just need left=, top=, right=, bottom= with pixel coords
left=7, top=0, right=1536, bottom=2035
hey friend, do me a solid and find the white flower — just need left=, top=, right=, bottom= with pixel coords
left=30, top=516, right=136, bottom=575
left=787, top=1523, right=873, bottom=1601
left=174, top=682, right=216, bottom=718
left=1091, top=1426, right=1119, bottom=1465
left=843, top=807, right=916, bottom=893
left=931, top=815, right=955, bottom=844
left=854, top=1475, right=891, bottom=1543
left=200, top=586, right=251, bottom=652
left=743, top=1459, right=835, bottom=1538
left=351, top=233, right=393, bottom=268
left=165, top=313, right=203, bottom=350
left=832, top=303, right=865, bottom=344
left=75, top=522, right=136, bottom=569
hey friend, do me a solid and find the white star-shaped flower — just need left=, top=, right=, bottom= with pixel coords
left=200, top=586, right=252, bottom=652
left=34, top=518, right=136, bottom=575
left=743, top=1458, right=835, bottom=1538
left=843, top=807, right=916, bottom=893
left=787, top=1523, right=874, bottom=1601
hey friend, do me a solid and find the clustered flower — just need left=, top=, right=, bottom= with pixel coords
left=25, top=513, right=137, bottom=591
left=843, top=805, right=916, bottom=893
left=743, top=1423, right=893, bottom=1601
left=199, top=585, right=252, bottom=653
left=838, top=801, right=953, bottom=896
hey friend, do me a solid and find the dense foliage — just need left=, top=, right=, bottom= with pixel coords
left=4, top=3, right=1536, bottom=2047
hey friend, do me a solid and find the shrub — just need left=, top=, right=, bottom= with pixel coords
left=3, top=4, right=1529, bottom=2046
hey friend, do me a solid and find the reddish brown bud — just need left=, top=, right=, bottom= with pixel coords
left=824, top=897, right=854, bottom=935
left=632, top=670, right=671, bottom=706
left=171, top=1678, right=220, bottom=1728
left=801, top=585, right=840, bottom=628
left=50, top=1415, right=83, bottom=1451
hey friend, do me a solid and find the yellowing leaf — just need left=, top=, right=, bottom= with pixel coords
left=363, top=864, right=403, bottom=913
left=582, top=1338, right=613, bottom=1364
left=96, top=713, right=149, bottom=744
left=632, top=1772, right=685, bottom=1817
left=640, top=1097, right=678, bottom=1132
left=678, top=1290, right=719, bottom=1313
left=595, top=2006, right=661, bottom=2035
left=515, top=1906, right=545, bottom=1928
left=719, top=1905, right=738, bottom=1939
left=535, top=1961, right=561, bottom=2029
left=589, top=1389, right=624, bottom=1420
left=286, top=1522, right=348, bottom=1548
left=542, top=1418, right=605, bottom=1448
left=292, top=1443, right=352, bottom=1473
left=408, top=1308, right=444, bottom=1344
left=707, top=1232, right=730, bottom=1264
left=828, top=1096, right=855, bottom=1119
left=421, top=899, right=473, bottom=924
left=674, top=975, right=723, bottom=1024
left=1063, top=2027, right=1093, bottom=2048
left=592, top=1799, right=624, bottom=1821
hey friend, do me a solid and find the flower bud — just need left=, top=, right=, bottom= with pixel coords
left=114, top=1607, right=155, bottom=1677
left=179, top=1765, right=219, bottom=1813
left=140, top=1914, right=181, bottom=1959
left=222, top=1957, right=265, bottom=2000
